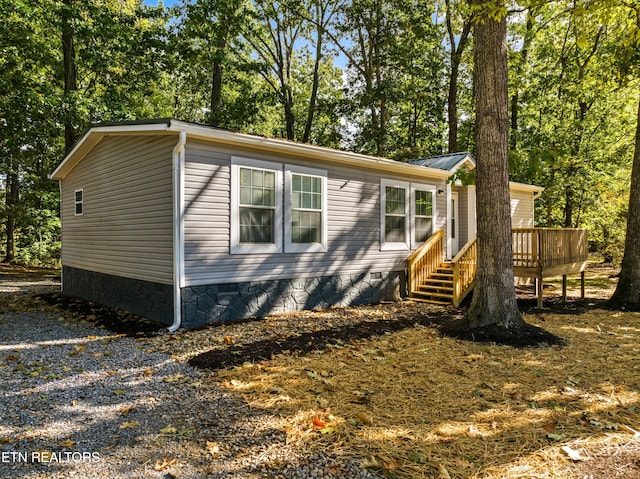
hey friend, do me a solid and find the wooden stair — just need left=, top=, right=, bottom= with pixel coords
left=412, top=262, right=454, bottom=305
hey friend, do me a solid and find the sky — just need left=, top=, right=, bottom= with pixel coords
left=145, top=0, right=180, bottom=6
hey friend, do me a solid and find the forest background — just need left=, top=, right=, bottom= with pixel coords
left=1, top=0, right=638, bottom=267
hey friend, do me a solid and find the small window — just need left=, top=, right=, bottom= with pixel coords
left=285, top=165, right=327, bottom=252
left=74, top=189, right=83, bottom=216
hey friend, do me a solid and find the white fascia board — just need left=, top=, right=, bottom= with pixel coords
left=509, top=181, right=545, bottom=197
left=168, top=121, right=452, bottom=181
left=49, top=122, right=173, bottom=180
left=449, top=156, right=476, bottom=174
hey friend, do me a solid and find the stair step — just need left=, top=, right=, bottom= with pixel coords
left=416, top=290, right=454, bottom=299
left=431, top=273, right=453, bottom=280
left=419, top=287, right=454, bottom=295
left=418, top=281, right=453, bottom=292
left=409, top=295, right=452, bottom=306
left=424, top=278, right=454, bottom=285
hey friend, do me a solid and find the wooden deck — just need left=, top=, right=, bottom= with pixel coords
left=408, top=228, right=588, bottom=307
left=512, top=228, right=588, bottom=307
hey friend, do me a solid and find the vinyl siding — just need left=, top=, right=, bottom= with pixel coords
left=61, top=135, right=175, bottom=284
left=510, top=190, right=535, bottom=228
left=183, top=140, right=448, bottom=286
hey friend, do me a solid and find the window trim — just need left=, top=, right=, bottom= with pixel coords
left=74, top=188, right=84, bottom=216
left=284, top=164, right=327, bottom=253
left=380, top=179, right=410, bottom=251
left=230, top=157, right=283, bottom=254
left=410, top=183, right=437, bottom=249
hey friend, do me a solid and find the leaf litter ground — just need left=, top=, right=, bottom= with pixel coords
left=37, top=263, right=640, bottom=478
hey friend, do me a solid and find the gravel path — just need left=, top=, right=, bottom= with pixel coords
left=0, top=277, right=380, bottom=479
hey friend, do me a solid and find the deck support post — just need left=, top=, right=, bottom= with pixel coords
left=536, top=277, right=543, bottom=308
left=580, top=271, right=585, bottom=299
left=562, top=275, right=567, bottom=303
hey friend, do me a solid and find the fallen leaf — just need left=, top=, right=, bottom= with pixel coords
left=546, top=433, right=566, bottom=441
left=408, top=451, right=428, bottom=464
left=313, top=416, right=326, bottom=428
left=143, top=368, right=154, bottom=376
left=58, top=439, right=75, bottom=448
left=118, top=406, right=134, bottom=417
left=119, top=421, right=140, bottom=429
left=5, top=354, right=19, bottom=361
left=206, top=441, right=221, bottom=457
left=224, top=336, right=234, bottom=344
left=561, top=445, right=585, bottom=461
left=542, top=422, right=557, bottom=432
left=154, top=457, right=177, bottom=471
left=319, top=426, right=336, bottom=435
left=437, top=463, right=452, bottom=479
left=113, top=389, right=127, bottom=395
left=356, top=412, right=373, bottom=426
left=159, top=426, right=178, bottom=435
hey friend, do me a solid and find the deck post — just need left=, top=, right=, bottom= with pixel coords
left=537, top=277, right=543, bottom=308
left=580, top=271, right=585, bottom=298
left=562, top=275, right=567, bottom=303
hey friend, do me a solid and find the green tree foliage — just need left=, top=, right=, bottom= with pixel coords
left=1, top=0, right=638, bottom=270
left=507, top=1, right=636, bottom=256
left=1, top=0, right=171, bottom=265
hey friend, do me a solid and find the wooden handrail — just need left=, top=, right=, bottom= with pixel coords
left=512, top=228, right=588, bottom=269
left=451, top=235, right=477, bottom=307
left=407, top=230, right=445, bottom=295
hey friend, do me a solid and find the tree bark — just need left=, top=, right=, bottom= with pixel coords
left=464, top=0, right=524, bottom=329
left=208, top=35, right=228, bottom=127
left=445, top=0, right=472, bottom=154
left=62, top=0, right=77, bottom=153
left=611, top=97, right=640, bottom=306
left=3, top=171, right=18, bottom=263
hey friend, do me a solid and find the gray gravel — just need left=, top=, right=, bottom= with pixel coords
left=0, top=278, right=380, bottom=478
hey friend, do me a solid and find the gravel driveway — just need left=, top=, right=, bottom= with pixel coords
left=0, top=276, right=378, bottom=479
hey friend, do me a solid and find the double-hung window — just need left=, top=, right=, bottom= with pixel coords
left=411, top=185, right=436, bottom=248
left=231, top=158, right=282, bottom=254
left=381, top=179, right=410, bottom=250
left=285, top=165, right=327, bottom=253
left=74, top=189, right=84, bottom=216
left=231, top=158, right=327, bottom=254
left=381, top=179, right=437, bottom=250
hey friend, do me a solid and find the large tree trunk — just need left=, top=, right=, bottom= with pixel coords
left=62, top=0, right=77, bottom=153
left=611, top=97, right=640, bottom=306
left=208, top=35, right=228, bottom=127
left=445, top=0, right=472, bottom=154
left=464, top=0, right=524, bottom=330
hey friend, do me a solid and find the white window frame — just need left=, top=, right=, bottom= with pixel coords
left=284, top=164, right=327, bottom=253
left=74, top=189, right=84, bottom=216
left=230, top=157, right=282, bottom=254
left=380, top=179, right=410, bottom=251
left=411, top=183, right=437, bottom=249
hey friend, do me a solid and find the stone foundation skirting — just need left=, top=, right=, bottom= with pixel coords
left=180, top=271, right=407, bottom=329
left=62, top=266, right=174, bottom=325
left=61, top=267, right=406, bottom=330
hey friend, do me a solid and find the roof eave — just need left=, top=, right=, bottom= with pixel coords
left=167, top=121, right=452, bottom=180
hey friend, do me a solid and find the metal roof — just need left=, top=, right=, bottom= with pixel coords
left=409, top=152, right=474, bottom=172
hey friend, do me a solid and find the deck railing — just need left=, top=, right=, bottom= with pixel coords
left=512, top=228, right=588, bottom=269
left=407, top=229, right=445, bottom=295
left=451, top=235, right=477, bottom=307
